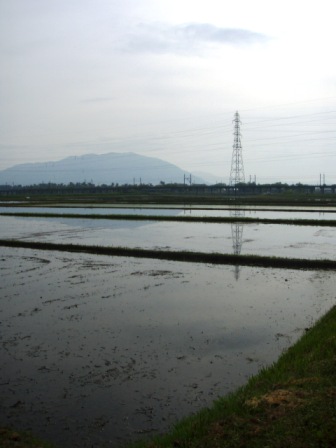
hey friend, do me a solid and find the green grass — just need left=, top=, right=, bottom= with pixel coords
left=1, top=239, right=336, bottom=270
left=128, top=305, right=336, bottom=448
left=1, top=211, right=336, bottom=227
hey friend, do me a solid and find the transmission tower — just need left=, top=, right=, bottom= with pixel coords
left=229, top=111, right=245, bottom=186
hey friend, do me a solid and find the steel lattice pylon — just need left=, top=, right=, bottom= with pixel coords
left=229, top=111, right=245, bottom=186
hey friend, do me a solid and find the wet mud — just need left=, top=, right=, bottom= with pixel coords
left=1, top=247, right=335, bottom=447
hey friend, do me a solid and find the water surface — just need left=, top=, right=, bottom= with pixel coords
left=1, top=205, right=336, bottom=220
left=1, top=247, right=335, bottom=447
left=1, top=215, right=335, bottom=260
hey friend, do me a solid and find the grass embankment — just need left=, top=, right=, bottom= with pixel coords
left=1, top=211, right=336, bottom=227
left=1, top=239, right=336, bottom=271
left=129, top=306, right=336, bottom=448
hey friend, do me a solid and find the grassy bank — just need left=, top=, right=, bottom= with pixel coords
left=129, top=305, right=336, bottom=448
left=1, top=211, right=336, bottom=227
left=1, top=239, right=336, bottom=270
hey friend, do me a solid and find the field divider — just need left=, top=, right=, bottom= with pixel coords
left=1, top=239, right=336, bottom=271
left=1, top=212, right=336, bottom=226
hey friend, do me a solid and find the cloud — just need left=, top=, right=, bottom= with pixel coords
left=123, top=22, right=268, bottom=55
left=80, top=97, right=116, bottom=104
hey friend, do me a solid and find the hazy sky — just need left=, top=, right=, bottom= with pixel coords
left=1, top=0, right=336, bottom=184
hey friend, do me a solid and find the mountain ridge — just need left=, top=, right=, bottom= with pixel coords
left=0, top=152, right=209, bottom=186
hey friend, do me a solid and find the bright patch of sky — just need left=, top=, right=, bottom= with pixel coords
left=1, top=0, right=336, bottom=183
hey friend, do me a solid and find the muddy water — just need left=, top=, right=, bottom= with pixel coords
left=1, top=247, right=335, bottom=447
left=1, top=215, right=336, bottom=260
left=1, top=205, right=335, bottom=220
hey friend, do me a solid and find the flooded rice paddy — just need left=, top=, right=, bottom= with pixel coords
left=0, top=204, right=336, bottom=447
left=0, top=213, right=336, bottom=260
left=1, top=204, right=336, bottom=220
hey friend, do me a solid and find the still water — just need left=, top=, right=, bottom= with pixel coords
left=1, top=247, right=335, bottom=447
left=0, top=214, right=335, bottom=260
left=1, top=205, right=336, bottom=220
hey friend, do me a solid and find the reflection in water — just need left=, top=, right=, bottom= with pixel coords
left=230, top=206, right=245, bottom=280
left=2, top=248, right=335, bottom=447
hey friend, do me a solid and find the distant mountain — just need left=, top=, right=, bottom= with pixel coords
left=0, top=152, right=207, bottom=186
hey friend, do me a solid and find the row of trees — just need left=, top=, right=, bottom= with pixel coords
left=2, top=180, right=333, bottom=189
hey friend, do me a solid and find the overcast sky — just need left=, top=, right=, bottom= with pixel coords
left=1, top=0, right=336, bottom=184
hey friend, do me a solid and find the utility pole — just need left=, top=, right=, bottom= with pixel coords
left=229, top=111, right=245, bottom=189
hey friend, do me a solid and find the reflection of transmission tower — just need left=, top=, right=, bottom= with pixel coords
left=230, top=206, right=245, bottom=280
left=229, top=111, right=245, bottom=187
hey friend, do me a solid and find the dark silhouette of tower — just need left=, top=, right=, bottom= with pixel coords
left=229, top=111, right=245, bottom=187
